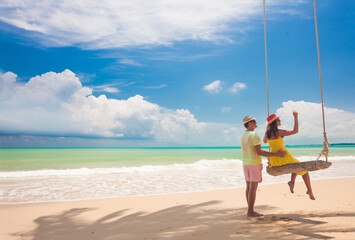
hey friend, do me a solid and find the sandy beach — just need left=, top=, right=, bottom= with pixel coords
left=1, top=177, right=355, bottom=240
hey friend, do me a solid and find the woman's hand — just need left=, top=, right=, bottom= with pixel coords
left=293, top=110, right=298, bottom=118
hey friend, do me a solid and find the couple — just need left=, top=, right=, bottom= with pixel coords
left=241, top=110, right=315, bottom=217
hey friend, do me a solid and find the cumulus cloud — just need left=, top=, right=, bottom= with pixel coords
left=0, top=0, right=305, bottom=49
left=2, top=71, right=352, bottom=146
left=271, top=100, right=355, bottom=144
left=0, top=70, right=207, bottom=143
left=203, top=80, right=223, bottom=94
left=228, top=82, right=247, bottom=94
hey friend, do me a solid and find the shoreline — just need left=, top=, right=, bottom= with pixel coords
left=1, top=177, right=355, bottom=239
left=2, top=176, right=355, bottom=206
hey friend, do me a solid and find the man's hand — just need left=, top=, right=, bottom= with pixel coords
left=293, top=110, right=298, bottom=118
left=275, top=149, right=286, bottom=157
left=254, top=145, right=286, bottom=158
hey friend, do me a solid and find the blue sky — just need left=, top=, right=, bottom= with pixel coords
left=0, top=0, right=354, bottom=147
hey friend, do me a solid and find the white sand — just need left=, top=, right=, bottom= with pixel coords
left=1, top=177, right=355, bottom=239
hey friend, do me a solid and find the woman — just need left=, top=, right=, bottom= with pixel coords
left=263, top=110, right=315, bottom=200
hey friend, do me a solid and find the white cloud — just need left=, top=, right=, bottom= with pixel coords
left=0, top=70, right=210, bottom=143
left=0, top=0, right=305, bottom=49
left=203, top=80, right=222, bottom=94
left=2, top=71, right=352, bottom=146
left=228, top=82, right=247, bottom=94
left=119, top=59, right=143, bottom=66
left=102, top=87, right=120, bottom=93
left=223, top=127, right=239, bottom=135
left=143, top=84, right=167, bottom=89
left=203, top=81, right=247, bottom=95
left=270, top=100, right=355, bottom=144
left=221, top=107, right=232, bottom=113
left=90, top=84, right=120, bottom=94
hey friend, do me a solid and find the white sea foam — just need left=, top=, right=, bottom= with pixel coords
left=2, top=156, right=353, bottom=179
left=1, top=156, right=355, bottom=204
left=0, top=158, right=243, bottom=178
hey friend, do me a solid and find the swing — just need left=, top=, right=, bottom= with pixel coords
left=262, top=0, right=331, bottom=176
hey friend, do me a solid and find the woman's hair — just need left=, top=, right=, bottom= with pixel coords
left=266, top=120, right=279, bottom=139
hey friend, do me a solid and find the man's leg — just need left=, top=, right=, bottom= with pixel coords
left=245, top=181, right=250, bottom=203
left=247, top=182, right=263, bottom=217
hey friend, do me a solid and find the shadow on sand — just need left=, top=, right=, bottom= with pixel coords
left=11, top=201, right=355, bottom=240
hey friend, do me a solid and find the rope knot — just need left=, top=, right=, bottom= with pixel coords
left=316, top=132, right=330, bottom=161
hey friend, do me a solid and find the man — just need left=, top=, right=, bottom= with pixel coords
left=241, top=115, right=285, bottom=217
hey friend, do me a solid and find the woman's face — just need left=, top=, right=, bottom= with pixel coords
left=277, top=119, right=281, bottom=126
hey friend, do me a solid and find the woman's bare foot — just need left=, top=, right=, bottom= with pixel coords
left=288, top=181, right=295, bottom=193
left=247, top=211, right=264, bottom=217
left=306, top=191, right=316, bottom=200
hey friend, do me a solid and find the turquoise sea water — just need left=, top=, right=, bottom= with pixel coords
left=0, top=147, right=241, bottom=171
left=1, top=146, right=354, bottom=171
left=0, top=146, right=354, bottom=203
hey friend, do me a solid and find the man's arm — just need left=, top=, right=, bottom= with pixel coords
left=254, top=145, right=286, bottom=158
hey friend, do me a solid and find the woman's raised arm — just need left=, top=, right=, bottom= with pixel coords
left=279, top=110, right=299, bottom=137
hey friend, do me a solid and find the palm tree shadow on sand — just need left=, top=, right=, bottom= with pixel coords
left=11, top=201, right=355, bottom=240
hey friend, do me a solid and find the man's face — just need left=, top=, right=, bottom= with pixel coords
left=248, top=119, right=257, bottom=129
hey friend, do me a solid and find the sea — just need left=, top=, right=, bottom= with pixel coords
left=0, top=146, right=354, bottom=204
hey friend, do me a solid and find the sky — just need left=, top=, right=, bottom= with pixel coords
left=0, top=0, right=354, bottom=147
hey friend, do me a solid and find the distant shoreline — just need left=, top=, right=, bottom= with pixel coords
left=0, top=143, right=354, bottom=149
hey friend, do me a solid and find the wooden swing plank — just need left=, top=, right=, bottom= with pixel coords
left=266, top=160, right=332, bottom=176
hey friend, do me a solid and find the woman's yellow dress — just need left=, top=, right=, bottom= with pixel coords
left=267, top=138, right=307, bottom=175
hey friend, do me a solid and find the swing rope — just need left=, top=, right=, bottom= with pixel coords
left=313, top=0, right=329, bottom=161
left=263, top=0, right=329, bottom=162
left=263, top=0, right=269, bottom=117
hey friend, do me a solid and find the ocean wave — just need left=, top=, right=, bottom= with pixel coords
left=1, top=155, right=355, bottom=204
left=0, top=158, right=244, bottom=178
left=1, top=155, right=354, bottom=179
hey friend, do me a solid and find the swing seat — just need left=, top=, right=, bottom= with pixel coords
left=266, top=160, right=332, bottom=176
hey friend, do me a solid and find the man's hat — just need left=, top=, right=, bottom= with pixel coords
left=242, top=115, right=255, bottom=124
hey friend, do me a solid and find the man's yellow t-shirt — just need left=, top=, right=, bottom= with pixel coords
left=241, top=131, right=262, bottom=165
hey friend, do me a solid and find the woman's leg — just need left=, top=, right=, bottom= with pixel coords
left=288, top=173, right=297, bottom=193
left=302, top=173, right=315, bottom=200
